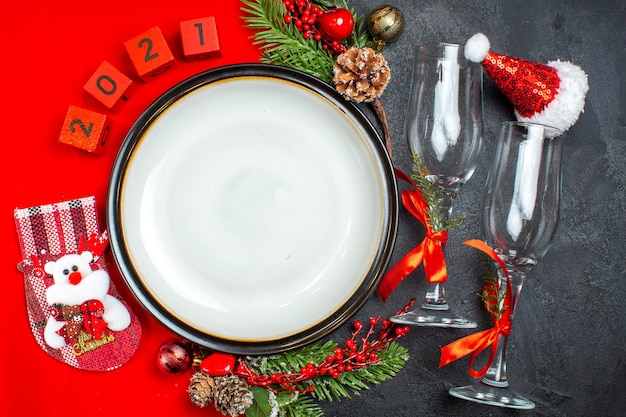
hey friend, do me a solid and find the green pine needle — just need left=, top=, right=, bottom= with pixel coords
left=311, top=341, right=409, bottom=402
left=241, top=0, right=369, bottom=83
left=246, top=340, right=337, bottom=377
left=477, top=254, right=509, bottom=320
left=410, top=153, right=466, bottom=232
left=283, top=394, right=325, bottom=417
left=245, top=340, right=409, bottom=405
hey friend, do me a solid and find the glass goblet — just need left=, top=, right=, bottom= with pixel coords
left=449, top=121, right=565, bottom=409
left=392, top=42, right=483, bottom=328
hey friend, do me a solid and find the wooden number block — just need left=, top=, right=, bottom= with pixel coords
left=180, top=16, right=220, bottom=61
left=83, top=61, right=135, bottom=112
left=124, top=26, right=177, bottom=82
left=59, top=105, right=112, bottom=155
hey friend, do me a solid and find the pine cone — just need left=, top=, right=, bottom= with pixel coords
left=213, top=375, right=254, bottom=416
left=188, top=372, right=216, bottom=408
left=333, top=47, right=391, bottom=103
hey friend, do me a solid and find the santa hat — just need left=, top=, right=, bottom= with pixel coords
left=464, top=33, right=589, bottom=133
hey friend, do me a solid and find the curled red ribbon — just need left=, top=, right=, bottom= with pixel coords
left=439, top=239, right=513, bottom=378
left=377, top=168, right=448, bottom=302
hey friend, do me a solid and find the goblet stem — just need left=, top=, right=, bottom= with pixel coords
left=482, top=333, right=509, bottom=386
left=482, top=268, right=525, bottom=385
left=391, top=185, right=477, bottom=329
left=422, top=185, right=455, bottom=311
left=422, top=281, right=447, bottom=308
left=449, top=267, right=535, bottom=409
left=482, top=334, right=509, bottom=387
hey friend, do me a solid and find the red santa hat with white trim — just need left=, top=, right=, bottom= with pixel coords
left=464, top=33, right=589, bottom=133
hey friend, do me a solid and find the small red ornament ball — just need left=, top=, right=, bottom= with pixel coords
left=316, top=8, right=354, bottom=42
left=156, top=338, right=194, bottom=374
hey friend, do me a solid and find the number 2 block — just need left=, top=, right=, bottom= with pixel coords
left=124, top=26, right=177, bottom=82
left=59, top=105, right=112, bottom=155
left=83, top=61, right=135, bottom=112
left=180, top=16, right=220, bottom=61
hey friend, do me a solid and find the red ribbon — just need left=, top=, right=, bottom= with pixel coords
left=439, top=239, right=513, bottom=378
left=51, top=299, right=108, bottom=344
left=377, top=168, right=448, bottom=302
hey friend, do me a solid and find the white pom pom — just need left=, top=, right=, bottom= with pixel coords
left=464, top=33, right=490, bottom=62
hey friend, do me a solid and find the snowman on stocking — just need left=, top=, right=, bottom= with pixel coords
left=43, top=251, right=131, bottom=350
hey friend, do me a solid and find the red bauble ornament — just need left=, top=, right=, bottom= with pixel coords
left=316, top=8, right=354, bottom=42
left=156, top=338, right=193, bottom=374
left=200, top=352, right=236, bottom=376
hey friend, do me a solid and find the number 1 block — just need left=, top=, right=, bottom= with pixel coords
left=124, top=26, right=177, bottom=82
left=83, top=61, right=135, bottom=112
left=180, top=16, right=220, bottom=61
left=59, top=105, right=112, bottom=155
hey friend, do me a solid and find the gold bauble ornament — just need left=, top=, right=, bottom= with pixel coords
left=367, top=5, right=405, bottom=51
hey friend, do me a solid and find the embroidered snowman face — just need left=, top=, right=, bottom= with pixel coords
left=44, top=251, right=94, bottom=286
left=44, top=251, right=111, bottom=308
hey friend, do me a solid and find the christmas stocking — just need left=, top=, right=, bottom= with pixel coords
left=14, top=196, right=141, bottom=371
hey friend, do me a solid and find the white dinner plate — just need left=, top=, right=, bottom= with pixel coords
left=107, top=64, right=397, bottom=354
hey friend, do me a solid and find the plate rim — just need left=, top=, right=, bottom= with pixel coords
left=106, top=63, right=398, bottom=355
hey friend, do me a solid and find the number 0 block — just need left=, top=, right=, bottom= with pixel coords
left=180, top=16, right=220, bottom=61
left=124, top=26, right=177, bottom=82
left=83, top=61, right=135, bottom=112
left=59, top=105, right=112, bottom=155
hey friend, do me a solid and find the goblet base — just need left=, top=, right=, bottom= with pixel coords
left=390, top=306, right=477, bottom=329
left=449, top=380, right=535, bottom=409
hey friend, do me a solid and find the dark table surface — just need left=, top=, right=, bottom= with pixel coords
left=321, top=1, right=625, bottom=416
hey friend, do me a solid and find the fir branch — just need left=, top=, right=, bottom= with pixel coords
left=283, top=393, right=324, bottom=417
left=220, top=301, right=414, bottom=416
left=241, top=0, right=370, bottom=83
left=410, top=153, right=466, bottom=232
left=310, top=341, right=409, bottom=402
left=478, top=254, right=509, bottom=321
left=247, top=340, right=338, bottom=376
left=241, top=0, right=336, bottom=82
left=244, top=340, right=409, bottom=403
